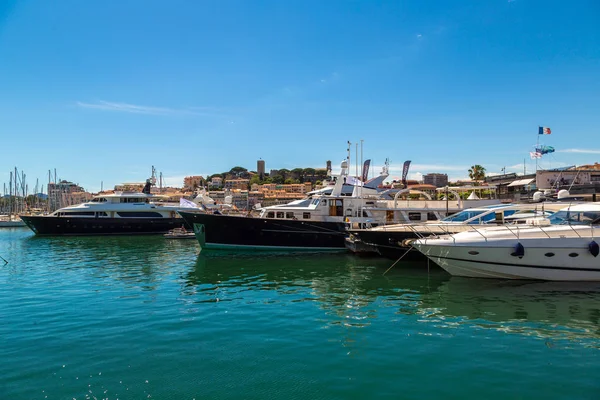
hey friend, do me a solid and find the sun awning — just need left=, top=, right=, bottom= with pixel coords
left=507, top=178, right=535, bottom=187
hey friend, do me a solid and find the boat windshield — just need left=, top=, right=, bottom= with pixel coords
left=442, top=210, right=486, bottom=222
left=547, top=210, right=600, bottom=225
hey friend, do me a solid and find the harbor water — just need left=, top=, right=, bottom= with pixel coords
left=1, top=228, right=599, bottom=399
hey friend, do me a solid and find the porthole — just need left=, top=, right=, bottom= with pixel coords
left=468, top=251, right=479, bottom=255
left=569, top=253, right=579, bottom=258
left=544, top=252, right=555, bottom=257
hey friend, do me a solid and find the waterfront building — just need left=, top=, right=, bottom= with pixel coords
left=423, top=173, right=449, bottom=188
left=207, top=189, right=265, bottom=210
left=251, top=183, right=312, bottom=194
left=114, top=182, right=144, bottom=192
left=184, top=175, right=205, bottom=190
left=224, top=179, right=250, bottom=190
left=48, top=180, right=88, bottom=211
left=208, top=176, right=223, bottom=189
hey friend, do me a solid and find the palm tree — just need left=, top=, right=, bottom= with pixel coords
left=468, top=165, right=486, bottom=182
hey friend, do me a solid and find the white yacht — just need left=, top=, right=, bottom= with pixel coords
left=412, top=203, right=600, bottom=281
left=21, top=180, right=199, bottom=235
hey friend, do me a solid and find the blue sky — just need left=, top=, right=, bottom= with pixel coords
left=1, top=0, right=599, bottom=192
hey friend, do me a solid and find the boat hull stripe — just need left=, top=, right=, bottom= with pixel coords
left=432, top=255, right=600, bottom=273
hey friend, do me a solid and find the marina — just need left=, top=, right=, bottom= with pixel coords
left=2, top=0, right=600, bottom=397
left=1, top=227, right=600, bottom=399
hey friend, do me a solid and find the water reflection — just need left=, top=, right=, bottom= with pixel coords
left=419, top=277, right=600, bottom=344
left=183, top=254, right=448, bottom=325
left=21, top=234, right=199, bottom=289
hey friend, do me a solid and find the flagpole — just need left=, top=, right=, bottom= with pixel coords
left=536, top=126, right=540, bottom=173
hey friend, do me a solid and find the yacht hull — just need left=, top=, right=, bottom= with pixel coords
left=21, top=215, right=189, bottom=235
left=346, top=229, right=427, bottom=260
left=414, top=237, right=600, bottom=281
left=178, top=211, right=347, bottom=252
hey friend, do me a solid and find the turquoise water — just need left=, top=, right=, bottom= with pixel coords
left=1, top=228, right=599, bottom=399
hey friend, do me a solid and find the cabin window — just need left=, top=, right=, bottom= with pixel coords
left=95, top=212, right=108, bottom=217
left=286, top=212, right=295, bottom=219
left=117, top=212, right=163, bottom=218
left=408, top=212, right=422, bottom=221
left=362, top=210, right=369, bottom=217
left=427, top=212, right=437, bottom=221
left=266, top=212, right=275, bottom=218
left=303, top=212, right=311, bottom=219
left=386, top=210, right=394, bottom=222
left=63, top=211, right=95, bottom=216
left=329, top=199, right=343, bottom=217
left=479, top=213, right=497, bottom=224
left=276, top=212, right=284, bottom=218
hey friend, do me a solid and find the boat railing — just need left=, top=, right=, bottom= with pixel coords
left=416, top=219, right=597, bottom=244
left=406, top=223, right=455, bottom=240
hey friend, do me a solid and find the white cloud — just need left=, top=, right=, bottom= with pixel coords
left=559, top=148, right=600, bottom=155
left=76, top=100, right=219, bottom=116
left=390, top=163, right=469, bottom=172
left=409, top=172, right=423, bottom=181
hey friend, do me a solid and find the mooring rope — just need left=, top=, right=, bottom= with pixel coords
left=383, top=247, right=412, bottom=275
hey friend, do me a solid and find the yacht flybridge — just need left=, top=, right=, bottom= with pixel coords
left=20, top=180, right=198, bottom=235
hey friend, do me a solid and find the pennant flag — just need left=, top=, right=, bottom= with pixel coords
left=538, top=126, right=551, bottom=135
left=401, top=160, right=411, bottom=187
left=535, top=145, right=555, bottom=155
left=361, top=159, right=371, bottom=182
left=530, top=151, right=542, bottom=159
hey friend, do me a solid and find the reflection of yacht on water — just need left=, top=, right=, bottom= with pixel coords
left=185, top=254, right=448, bottom=307
left=20, top=179, right=198, bottom=235
left=419, top=277, right=600, bottom=342
left=413, top=203, right=600, bottom=281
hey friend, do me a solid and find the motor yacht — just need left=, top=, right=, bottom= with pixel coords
left=21, top=180, right=199, bottom=235
left=412, top=203, right=600, bottom=281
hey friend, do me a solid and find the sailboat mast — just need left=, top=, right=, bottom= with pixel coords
left=9, top=171, right=13, bottom=219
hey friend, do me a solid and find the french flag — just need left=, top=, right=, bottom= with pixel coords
left=538, top=126, right=551, bottom=135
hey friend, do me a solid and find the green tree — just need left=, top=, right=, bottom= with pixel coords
left=278, top=169, right=290, bottom=179
left=271, top=175, right=285, bottom=184
left=249, top=175, right=262, bottom=186
left=291, top=168, right=304, bottom=181
left=468, top=165, right=486, bottom=181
